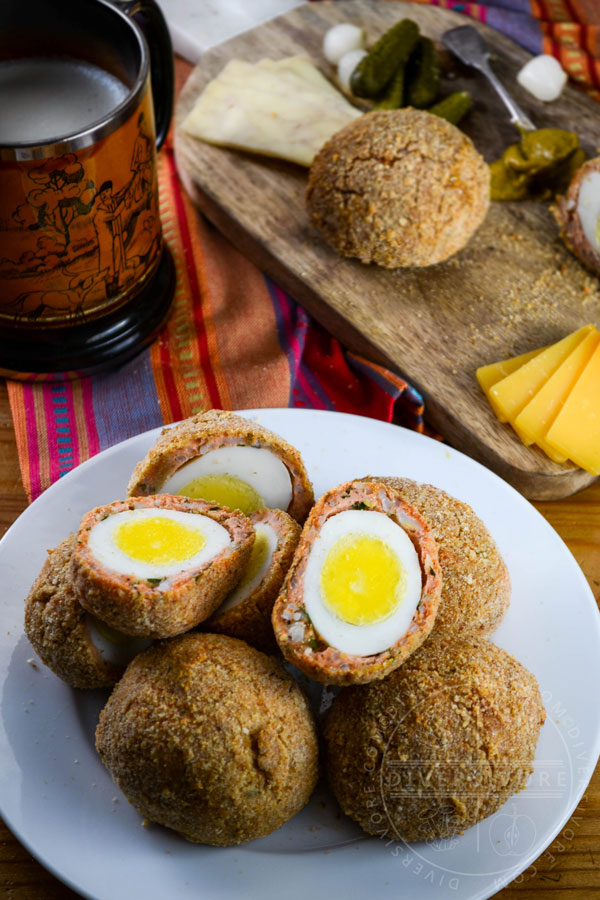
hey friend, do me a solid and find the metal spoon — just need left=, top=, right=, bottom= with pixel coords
left=441, top=25, right=535, bottom=131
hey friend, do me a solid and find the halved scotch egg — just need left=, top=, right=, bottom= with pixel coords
left=271, top=479, right=442, bottom=685
left=71, top=494, right=254, bottom=638
left=24, top=536, right=152, bottom=689
left=127, top=410, right=314, bottom=523
left=554, top=157, right=600, bottom=275
left=205, top=508, right=301, bottom=652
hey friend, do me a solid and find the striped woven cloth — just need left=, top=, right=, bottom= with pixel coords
left=8, top=0, right=600, bottom=502
left=9, top=143, right=424, bottom=501
left=414, top=0, right=600, bottom=99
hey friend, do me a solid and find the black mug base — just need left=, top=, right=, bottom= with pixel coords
left=0, top=245, right=176, bottom=381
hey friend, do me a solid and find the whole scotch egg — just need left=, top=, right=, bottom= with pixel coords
left=271, top=479, right=441, bottom=684
left=323, top=633, right=545, bottom=842
left=95, top=633, right=319, bottom=846
left=306, top=109, right=490, bottom=269
left=127, top=410, right=314, bottom=523
left=71, top=494, right=254, bottom=638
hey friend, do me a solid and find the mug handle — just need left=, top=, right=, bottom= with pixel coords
left=115, top=0, right=174, bottom=150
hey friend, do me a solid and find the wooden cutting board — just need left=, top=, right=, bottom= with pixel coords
left=174, top=0, right=600, bottom=500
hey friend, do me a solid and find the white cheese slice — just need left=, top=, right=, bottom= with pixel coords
left=181, top=57, right=361, bottom=166
left=256, top=55, right=350, bottom=101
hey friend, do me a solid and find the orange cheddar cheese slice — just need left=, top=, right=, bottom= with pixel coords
left=476, top=346, right=545, bottom=396
left=512, top=330, right=600, bottom=461
left=488, top=325, right=595, bottom=423
left=545, top=343, right=600, bottom=475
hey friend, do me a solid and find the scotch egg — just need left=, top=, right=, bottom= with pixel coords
left=127, top=409, right=314, bottom=523
left=71, top=494, right=255, bottom=638
left=272, top=479, right=442, bottom=685
left=323, top=633, right=545, bottom=842
left=96, top=633, right=319, bottom=845
left=554, top=157, right=600, bottom=276
left=24, top=535, right=151, bottom=688
left=84, top=613, right=153, bottom=668
left=206, top=508, right=301, bottom=652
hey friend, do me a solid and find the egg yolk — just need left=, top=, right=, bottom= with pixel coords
left=177, top=473, right=263, bottom=516
left=320, top=533, right=406, bottom=626
left=114, top=516, right=206, bottom=564
left=236, top=531, right=271, bottom=590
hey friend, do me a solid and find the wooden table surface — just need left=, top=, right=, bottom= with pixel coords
left=0, top=376, right=599, bottom=899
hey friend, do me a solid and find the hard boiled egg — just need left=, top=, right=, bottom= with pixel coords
left=161, top=446, right=293, bottom=516
left=217, top=520, right=277, bottom=614
left=302, top=509, right=422, bottom=656
left=88, top=507, right=232, bottom=583
left=272, top=478, right=442, bottom=685
left=206, top=507, right=301, bottom=653
left=85, top=613, right=153, bottom=666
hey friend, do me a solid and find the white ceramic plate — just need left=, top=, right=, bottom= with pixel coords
left=1, top=409, right=599, bottom=900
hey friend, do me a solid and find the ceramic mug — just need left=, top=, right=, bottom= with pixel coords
left=0, top=0, right=176, bottom=377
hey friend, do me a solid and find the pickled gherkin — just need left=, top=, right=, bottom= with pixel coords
left=405, top=36, right=440, bottom=109
left=519, top=128, right=578, bottom=168
left=374, top=65, right=405, bottom=110
left=350, top=19, right=419, bottom=98
left=490, top=127, right=586, bottom=201
left=489, top=161, right=529, bottom=201
left=428, top=91, right=473, bottom=125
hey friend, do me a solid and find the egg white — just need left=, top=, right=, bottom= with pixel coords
left=217, top=521, right=278, bottom=614
left=88, top=507, right=232, bottom=582
left=161, top=446, right=293, bottom=511
left=303, top=510, right=422, bottom=656
left=85, top=613, right=153, bottom=665
left=576, top=170, right=600, bottom=255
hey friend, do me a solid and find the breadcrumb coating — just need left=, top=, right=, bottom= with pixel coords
left=96, top=633, right=319, bottom=845
left=127, top=409, right=314, bottom=523
left=306, top=108, right=490, bottom=268
left=24, top=535, right=123, bottom=688
left=323, top=634, right=545, bottom=841
left=365, top=477, right=510, bottom=637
